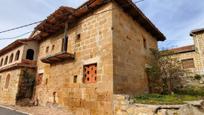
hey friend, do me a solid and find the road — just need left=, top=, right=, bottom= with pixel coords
left=0, top=107, right=28, bottom=115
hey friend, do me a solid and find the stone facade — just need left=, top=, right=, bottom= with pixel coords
left=0, top=0, right=165, bottom=114
left=0, top=69, right=22, bottom=105
left=0, top=40, right=38, bottom=105
left=168, top=30, right=204, bottom=76
left=35, top=3, right=114, bottom=114
left=112, top=3, right=158, bottom=95
left=34, top=1, right=163, bottom=114
left=192, top=32, right=204, bottom=74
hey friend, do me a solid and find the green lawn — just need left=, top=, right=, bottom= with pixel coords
left=133, top=94, right=203, bottom=105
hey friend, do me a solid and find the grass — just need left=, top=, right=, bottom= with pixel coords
left=133, top=94, right=204, bottom=105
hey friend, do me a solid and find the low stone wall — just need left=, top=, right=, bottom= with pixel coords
left=113, top=95, right=204, bottom=115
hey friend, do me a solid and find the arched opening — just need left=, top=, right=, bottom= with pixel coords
left=0, top=58, right=3, bottom=67
left=9, top=53, right=14, bottom=63
left=5, top=74, right=10, bottom=89
left=4, top=56, right=8, bottom=65
left=15, top=50, right=20, bottom=61
left=26, top=49, right=34, bottom=60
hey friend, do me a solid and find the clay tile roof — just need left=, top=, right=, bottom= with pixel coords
left=0, top=39, right=34, bottom=56
left=34, top=0, right=166, bottom=41
left=190, top=28, right=204, bottom=36
left=168, top=45, right=195, bottom=54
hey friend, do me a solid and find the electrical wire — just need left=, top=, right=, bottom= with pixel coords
left=0, top=21, right=41, bottom=34
left=0, top=31, right=32, bottom=40
left=0, top=0, right=144, bottom=40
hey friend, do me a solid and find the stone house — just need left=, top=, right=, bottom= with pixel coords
left=30, top=0, right=165, bottom=114
left=0, top=39, right=38, bottom=105
left=166, top=28, right=204, bottom=76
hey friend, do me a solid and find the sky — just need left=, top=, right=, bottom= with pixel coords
left=0, top=0, right=204, bottom=50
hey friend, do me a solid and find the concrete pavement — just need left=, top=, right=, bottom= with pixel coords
left=0, top=106, right=28, bottom=115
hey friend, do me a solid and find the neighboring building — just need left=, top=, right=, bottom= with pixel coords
left=166, top=28, right=204, bottom=76
left=30, top=0, right=165, bottom=114
left=0, top=39, right=38, bottom=105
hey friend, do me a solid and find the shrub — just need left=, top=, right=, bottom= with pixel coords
left=174, top=86, right=204, bottom=96
left=194, top=74, right=202, bottom=80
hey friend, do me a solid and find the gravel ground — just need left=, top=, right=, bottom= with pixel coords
left=4, top=105, right=73, bottom=115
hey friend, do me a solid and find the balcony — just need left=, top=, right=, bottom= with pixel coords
left=41, top=51, right=75, bottom=64
left=0, top=59, right=37, bottom=72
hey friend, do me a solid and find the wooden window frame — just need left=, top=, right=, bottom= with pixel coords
left=181, top=58, right=195, bottom=69
left=83, top=63, right=97, bottom=84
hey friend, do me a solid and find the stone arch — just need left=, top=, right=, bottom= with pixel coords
left=9, top=53, right=14, bottom=63
left=15, top=50, right=20, bottom=61
left=4, top=56, right=8, bottom=65
left=0, top=58, right=3, bottom=66
left=5, top=74, right=10, bottom=88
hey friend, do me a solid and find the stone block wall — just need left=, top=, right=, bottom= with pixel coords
left=170, top=51, right=201, bottom=76
left=114, top=95, right=204, bottom=115
left=112, top=2, right=157, bottom=95
left=193, top=33, right=204, bottom=74
left=0, top=69, right=22, bottom=105
left=35, top=3, right=114, bottom=114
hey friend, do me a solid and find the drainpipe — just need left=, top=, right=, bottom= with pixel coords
left=62, top=22, right=68, bottom=52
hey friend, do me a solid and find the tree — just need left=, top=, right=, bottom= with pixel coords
left=146, top=49, right=186, bottom=94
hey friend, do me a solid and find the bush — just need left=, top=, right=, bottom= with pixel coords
left=133, top=93, right=202, bottom=105
left=194, top=74, right=202, bottom=80
left=174, top=86, right=204, bottom=96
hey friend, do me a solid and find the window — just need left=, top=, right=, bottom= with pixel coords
left=61, top=37, right=68, bottom=52
left=45, top=78, right=48, bottom=85
left=0, top=58, right=3, bottom=67
left=73, top=75, right=77, bottom=83
left=9, top=53, right=14, bottom=63
left=5, top=74, right=10, bottom=89
left=143, top=37, right=147, bottom=49
left=83, top=63, right=97, bottom=84
left=52, top=45, right=55, bottom=51
left=26, top=49, right=34, bottom=60
left=77, top=33, right=81, bottom=40
left=46, top=46, right=49, bottom=53
left=182, top=58, right=195, bottom=69
left=15, top=50, right=20, bottom=61
left=4, top=56, right=8, bottom=65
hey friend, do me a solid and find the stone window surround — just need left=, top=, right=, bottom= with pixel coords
left=82, top=57, right=102, bottom=84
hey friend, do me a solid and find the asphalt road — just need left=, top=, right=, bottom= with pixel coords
left=0, top=107, right=28, bottom=115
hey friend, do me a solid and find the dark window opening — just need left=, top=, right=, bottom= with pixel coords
left=77, top=34, right=81, bottom=40
left=45, top=78, right=48, bottom=85
left=46, top=46, right=49, bottom=53
left=15, top=50, right=20, bottom=61
left=5, top=74, right=10, bottom=89
left=83, top=63, right=97, bottom=84
left=0, top=58, right=3, bottom=67
left=4, top=56, right=8, bottom=65
left=143, top=37, right=147, bottom=49
left=62, top=36, right=68, bottom=52
left=52, top=45, right=55, bottom=51
left=9, top=53, right=14, bottom=63
left=26, top=49, right=34, bottom=60
left=74, top=75, right=77, bottom=83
